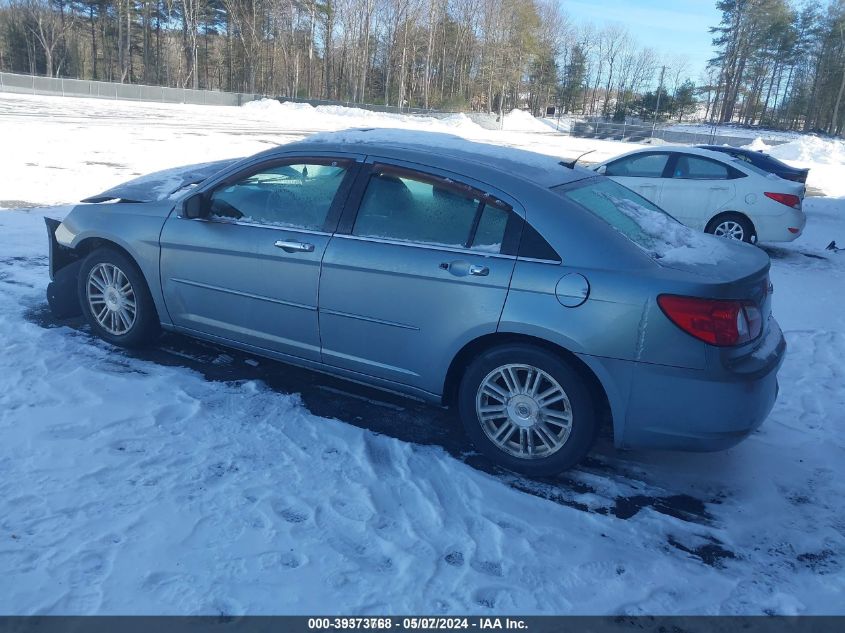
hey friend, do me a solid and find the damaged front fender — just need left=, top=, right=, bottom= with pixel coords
left=45, top=217, right=83, bottom=319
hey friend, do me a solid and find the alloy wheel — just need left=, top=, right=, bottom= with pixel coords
left=86, top=263, right=137, bottom=335
left=475, top=363, right=573, bottom=459
left=713, top=220, right=745, bottom=241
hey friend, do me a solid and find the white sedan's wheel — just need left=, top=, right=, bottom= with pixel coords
left=713, top=220, right=746, bottom=241
left=706, top=213, right=756, bottom=244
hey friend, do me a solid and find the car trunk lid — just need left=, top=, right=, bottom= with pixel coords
left=658, top=239, right=774, bottom=353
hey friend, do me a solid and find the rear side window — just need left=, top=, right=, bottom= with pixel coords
left=352, top=167, right=510, bottom=253
left=672, top=155, right=729, bottom=180
left=472, top=204, right=510, bottom=252
left=605, top=153, right=669, bottom=178
left=730, top=159, right=768, bottom=177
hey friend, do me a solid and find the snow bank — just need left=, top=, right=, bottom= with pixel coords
left=241, top=98, right=315, bottom=113
left=241, top=98, right=485, bottom=135
left=766, top=135, right=845, bottom=166
left=763, top=136, right=845, bottom=198
left=745, top=137, right=771, bottom=151
left=501, top=109, right=550, bottom=133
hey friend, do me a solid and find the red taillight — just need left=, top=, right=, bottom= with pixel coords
left=765, top=192, right=801, bottom=209
left=657, top=294, right=762, bottom=346
left=788, top=227, right=800, bottom=234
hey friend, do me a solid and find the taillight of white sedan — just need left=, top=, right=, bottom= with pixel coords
left=594, top=146, right=807, bottom=244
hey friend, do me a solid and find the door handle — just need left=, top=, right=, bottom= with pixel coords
left=440, top=261, right=490, bottom=277
left=275, top=240, right=315, bottom=253
left=469, top=265, right=489, bottom=276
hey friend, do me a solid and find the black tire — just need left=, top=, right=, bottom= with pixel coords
left=77, top=247, right=159, bottom=348
left=457, top=344, right=597, bottom=476
left=705, top=212, right=756, bottom=244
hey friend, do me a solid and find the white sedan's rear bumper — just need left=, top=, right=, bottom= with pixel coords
left=754, top=206, right=806, bottom=242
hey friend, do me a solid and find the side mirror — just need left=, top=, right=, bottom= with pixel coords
left=595, top=165, right=607, bottom=175
left=182, top=192, right=208, bottom=219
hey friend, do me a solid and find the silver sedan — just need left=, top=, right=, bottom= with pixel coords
left=45, top=130, right=785, bottom=475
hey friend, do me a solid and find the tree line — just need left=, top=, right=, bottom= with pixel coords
left=0, top=0, right=843, bottom=135
left=705, top=0, right=845, bottom=134
left=0, top=0, right=698, bottom=119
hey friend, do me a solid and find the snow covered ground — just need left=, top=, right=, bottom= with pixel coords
left=0, top=93, right=844, bottom=615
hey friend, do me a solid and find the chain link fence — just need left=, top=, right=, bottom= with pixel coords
left=567, top=119, right=787, bottom=148
left=0, top=71, right=263, bottom=106
left=1, top=73, right=787, bottom=147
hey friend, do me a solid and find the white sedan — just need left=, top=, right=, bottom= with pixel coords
left=593, top=146, right=806, bottom=243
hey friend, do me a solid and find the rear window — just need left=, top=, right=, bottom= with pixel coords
left=552, top=178, right=732, bottom=265
left=728, top=158, right=768, bottom=177
left=555, top=179, right=673, bottom=249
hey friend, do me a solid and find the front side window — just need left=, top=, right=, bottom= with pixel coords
left=605, top=153, right=669, bottom=178
left=352, top=167, right=510, bottom=252
left=672, top=155, right=729, bottom=180
left=209, top=161, right=348, bottom=230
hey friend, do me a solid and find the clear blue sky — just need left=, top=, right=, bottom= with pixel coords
left=561, top=0, right=723, bottom=80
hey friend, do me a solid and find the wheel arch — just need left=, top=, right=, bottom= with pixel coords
left=74, top=235, right=164, bottom=324
left=442, top=332, right=615, bottom=442
left=75, top=235, right=138, bottom=265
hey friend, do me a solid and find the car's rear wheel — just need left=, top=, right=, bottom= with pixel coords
left=457, top=344, right=597, bottom=476
left=706, top=213, right=756, bottom=244
left=78, top=248, right=159, bottom=348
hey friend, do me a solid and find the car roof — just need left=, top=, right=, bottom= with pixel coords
left=600, top=144, right=746, bottom=165
left=272, top=128, right=596, bottom=189
left=698, top=145, right=761, bottom=156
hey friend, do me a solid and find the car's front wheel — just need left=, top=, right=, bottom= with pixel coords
left=457, top=344, right=597, bottom=476
left=77, top=248, right=159, bottom=348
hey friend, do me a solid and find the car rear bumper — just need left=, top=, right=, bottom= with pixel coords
left=756, top=207, right=806, bottom=242
left=612, top=321, right=786, bottom=451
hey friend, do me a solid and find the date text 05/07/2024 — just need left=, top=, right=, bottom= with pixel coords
left=306, top=618, right=528, bottom=630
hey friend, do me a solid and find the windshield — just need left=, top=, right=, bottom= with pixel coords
left=552, top=178, right=733, bottom=265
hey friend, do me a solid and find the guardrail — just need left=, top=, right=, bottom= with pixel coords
left=0, top=71, right=262, bottom=106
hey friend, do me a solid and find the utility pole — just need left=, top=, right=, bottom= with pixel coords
left=652, top=65, right=666, bottom=138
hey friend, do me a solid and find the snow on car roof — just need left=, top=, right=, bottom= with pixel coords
left=284, top=128, right=596, bottom=188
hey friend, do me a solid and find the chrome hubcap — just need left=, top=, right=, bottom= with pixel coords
left=476, top=364, right=573, bottom=460
left=714, top=221, right=745, bottom=241
left=87, top=263, right=136, bottom=335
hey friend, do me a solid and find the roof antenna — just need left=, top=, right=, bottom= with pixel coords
left=559, top=150, right=595, bottom=169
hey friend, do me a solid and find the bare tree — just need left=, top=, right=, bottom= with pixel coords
left=18, top=0, right=74, bottom=77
